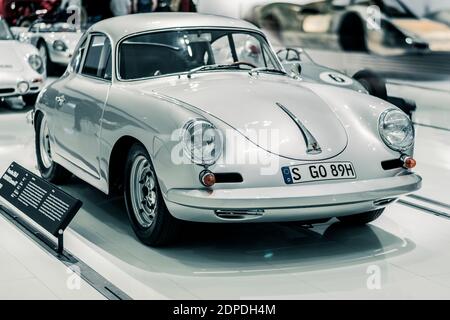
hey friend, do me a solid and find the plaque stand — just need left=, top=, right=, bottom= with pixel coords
left=57, top=229, right=64, bottom=256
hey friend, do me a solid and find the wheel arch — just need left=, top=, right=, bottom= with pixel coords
left=108, top=135, right=149, bottom=195
left=338, top=11, right=368, bottom=52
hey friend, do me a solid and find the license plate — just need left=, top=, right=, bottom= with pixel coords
left=281, top=162, right=357, bottom=184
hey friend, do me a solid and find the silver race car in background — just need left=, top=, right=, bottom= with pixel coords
left=250, top=0, right=450, bottom=55
left=276, top=47, right=416, bottom=117
left=0, top=17, right=46, bottom=108
left=16, top=21, right=82, bottom=74
left=33, top=14, right=421, bottom=246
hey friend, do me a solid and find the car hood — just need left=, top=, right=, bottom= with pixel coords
left=0, top=41, right=25, bottom=72
left=393, top=18, right=450, bottom=51
left=153, top=73, right=348, bottom=160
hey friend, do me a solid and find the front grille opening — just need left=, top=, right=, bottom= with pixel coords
left=0, top=88, right=15, bottom=94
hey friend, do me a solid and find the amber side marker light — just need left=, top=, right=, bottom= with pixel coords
left=402, top=156, right=417, bottom=169
left=200, top=171, right=216, bottom=187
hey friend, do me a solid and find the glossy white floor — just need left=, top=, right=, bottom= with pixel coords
left=0, top=79, right=449, bottom=299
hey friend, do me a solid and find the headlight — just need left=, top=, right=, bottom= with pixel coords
left=17, top=81, right=29, bottom=94
left=18, top=33, right=29, bottom=43
left=379, top=109, right=414, bottom=152
left=28, top=54, right=44, bottom=74
left=182, top=119, right=223, bottom=165
left=53, top=40, right=68, bottom=52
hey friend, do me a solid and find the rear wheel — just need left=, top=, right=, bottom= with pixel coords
left=338, top=209, right=385, bottom=225
left=35, top=112, right=72, bottom=184
left=339, top=14, right=367, bottom=52
left=124, top=143, right=180, bottom=246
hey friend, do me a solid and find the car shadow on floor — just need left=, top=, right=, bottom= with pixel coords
left=0, top=101, right=33, bottom=114
left=64, top=176, right=415, bottom=276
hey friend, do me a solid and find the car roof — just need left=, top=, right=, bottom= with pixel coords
left=90, top=13, right=260, bottom=41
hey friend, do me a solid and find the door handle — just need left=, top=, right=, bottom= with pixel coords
left=55, top=95, right=65, bottom=106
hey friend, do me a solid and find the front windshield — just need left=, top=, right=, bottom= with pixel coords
left=0, top=20, right=13, bottom=41
left=30, top=22, right=78, bottom=33
left=119, top=29, right=282, bottom=80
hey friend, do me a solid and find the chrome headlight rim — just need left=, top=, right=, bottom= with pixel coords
left=378, top=108, right=415, bottom=152
left=52, top=39, right=68, bottom=52
left=27, top=54, right=44, bottom=74
left=181, top=119, right=223, bottom=166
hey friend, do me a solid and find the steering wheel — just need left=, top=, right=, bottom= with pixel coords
left=230, top=61, right=257, bottom=69
left=276, top=48, right=301, bottom=62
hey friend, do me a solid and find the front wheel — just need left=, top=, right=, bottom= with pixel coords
left=37, top=41, right=52, bottom=76
left=353, top=70, right=387, bottom=101
left=35, top=112, right=72, bottom=184
left=338, top=209, right=385, bottom=225
left=124, top=143, right=180, bottom=246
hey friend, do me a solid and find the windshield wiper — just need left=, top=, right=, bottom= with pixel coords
left=249, top=67, right=287, bottom=76
left=187, top=64, right=240, bottom=78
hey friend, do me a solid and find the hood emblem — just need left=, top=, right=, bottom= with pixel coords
left=276, top=103, right=322, bottom=155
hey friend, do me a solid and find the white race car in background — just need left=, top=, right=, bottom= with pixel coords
left=0, top=18, right=46, bottom=108
left=15, top=21, right=83, bottom=74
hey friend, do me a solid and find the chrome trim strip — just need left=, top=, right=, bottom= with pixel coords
left=276, top=103, right=322, bottom=154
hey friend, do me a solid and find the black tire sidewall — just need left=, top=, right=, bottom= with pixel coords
left=35, top=112, right=56, bottom=180
left=38, top=41, right=52, bottom=76
left=353, top=70, right=388, bottom=100
left=123, top=144, right=173, bottom=244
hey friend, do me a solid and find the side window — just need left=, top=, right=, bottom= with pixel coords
left=82, top=34, right=112, bottom=80
left=70, top=38, right=87, bottom=73
left=210, top=35, right=234, bottom=65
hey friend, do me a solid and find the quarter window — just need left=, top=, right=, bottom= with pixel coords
left=82, top=34, right=112, bottom=80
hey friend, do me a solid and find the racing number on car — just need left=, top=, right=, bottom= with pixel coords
left=328, top=74, right=345, bottom=83
left=319, top=72, right=353, bottom=86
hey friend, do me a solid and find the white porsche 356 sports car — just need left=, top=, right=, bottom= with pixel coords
left=16, top=21, right=82, bottom=73
left=33, top=13, right=421, bottom=246
left=0, top=18, right=45, bottom=107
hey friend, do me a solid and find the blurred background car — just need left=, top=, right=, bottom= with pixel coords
left=425, top=8, right=450, bottom=27
left=249, top=0, right=450, bottom=55
left=0, top=17, right=46, bottom=109
left=14, top=20, right=83, bottom=74
left=277, top=47, right=416, bottom=117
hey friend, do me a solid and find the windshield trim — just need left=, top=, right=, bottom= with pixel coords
left=0, top=19, right=14, bottom=41
left=115, top=26, right=284, bottom=82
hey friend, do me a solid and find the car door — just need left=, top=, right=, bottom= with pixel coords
left=52, top=33, right=112, bottom=179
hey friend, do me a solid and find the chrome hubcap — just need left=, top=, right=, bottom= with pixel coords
left=130, top=155, right=158, bottom=228
left=39, top=117, right=53, bottom=169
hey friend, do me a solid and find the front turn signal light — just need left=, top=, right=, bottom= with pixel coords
left=402, top=156, right=416, bottom=169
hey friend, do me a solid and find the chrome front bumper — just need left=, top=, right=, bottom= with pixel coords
left=165, top=173, right=422, bottom=223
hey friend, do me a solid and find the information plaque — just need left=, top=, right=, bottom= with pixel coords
left=0, top=162, right=82, bottom=253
